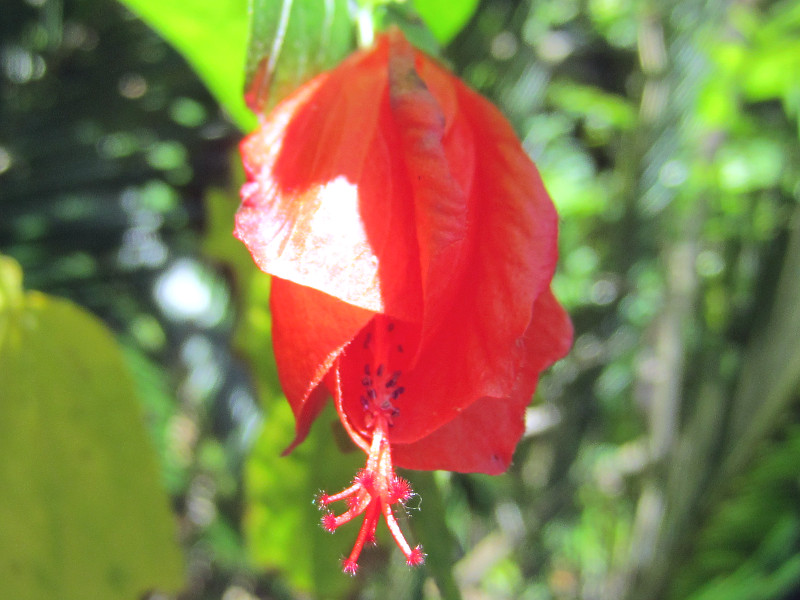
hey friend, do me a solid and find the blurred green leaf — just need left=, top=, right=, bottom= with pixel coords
left=202, top=186, right=258, bottom=285
left=722, top=212, right=800, bottom=480
left=586, top=0, right=637, bottom=48
left=741, top=1, right=800, bottom=105
left=372, top=3, right=442, bottom=57
left=685, top=516, right=800, bottom=600
left=245, top=0, right=354, bottom=116
left=117, top=0, right=255, bottom=131
left=547, top=81, right=637, bottom=132
left=671, top=425, right=800, bottom=600
left=411, top=0, right=479, bottom=45
left=716, top=138, right=784, bottom=193
left=0, top=255, right=184, bottom=599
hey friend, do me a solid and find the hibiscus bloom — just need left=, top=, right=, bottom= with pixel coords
left=235, top=29, right=572, bottom=573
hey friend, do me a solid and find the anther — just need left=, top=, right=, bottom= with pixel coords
left=363, top=332, right=372, bottom=349
left=364, top=364, right=370, bottom=375
left=354, top=470, right=374, bottom=488
left=386, top=371, right=402, bottom=388
left=361, top=376, right=372, bottom=387
left=376, top=364, right=384, bottom=377
left=322, top=513, right=339, bottom=532
left=388, top=477, right=412, bottom=503
left=387, top=322, right=395, bottom=332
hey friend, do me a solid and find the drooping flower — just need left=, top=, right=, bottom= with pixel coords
left=236, top=29, right=572, bottom=573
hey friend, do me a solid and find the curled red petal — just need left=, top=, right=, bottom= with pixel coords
left=338, top=41, right=566, bottom=446
left=270, top=277, right=372, bottom=451
left=237, top=37, right=423, bottom=323
left=391, top=289, right=573, bottom=473
left=387, top=31, right=471, bottom=335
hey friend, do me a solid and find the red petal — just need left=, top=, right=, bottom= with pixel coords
left=270, top=277, right=373, bottom=450
left=391, top=289, right=573, bottom=473
left=338, top=47, right=567, bottom=445
left=386, top=32, right=472, bottom=335
left=236, top=38, right=422, bottom=323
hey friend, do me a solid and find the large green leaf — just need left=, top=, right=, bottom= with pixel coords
left=0, top=256, right=184, bottom=599
left=245, top=0, right=355, bottom=115
left=411, top=0, right=479, bottom=45
left=117, top=0, right=256, bottom=131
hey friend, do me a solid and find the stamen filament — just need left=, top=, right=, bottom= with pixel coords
left=319, top=482, right=362, bottom=506
left=382, top=502, right=413, bottom=556
left=317, top=418, right=424, bottom=573
left=343, top=501, right=381, bottom=573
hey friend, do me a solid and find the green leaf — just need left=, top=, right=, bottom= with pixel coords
left=245, top=400, right=361, bottom=597
left=245, top=0, right=355, bottom=115
left=117, top=0, right=256, bottom=131
left=547, top=81, right=638, bottom=132
left=373, top=3, right=442, bottom=58
left=721, top=210, right=800, bottom=480
left=411, top=0, right=479, bottom=45
left=0, top=255, right=184, bottom=599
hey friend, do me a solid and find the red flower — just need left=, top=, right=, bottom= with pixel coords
left=236, top=30, right=572, bottom=573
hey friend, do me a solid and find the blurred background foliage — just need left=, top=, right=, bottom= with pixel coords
left=1, top=0, right=799, bottom=599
